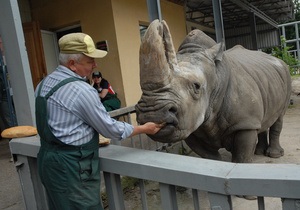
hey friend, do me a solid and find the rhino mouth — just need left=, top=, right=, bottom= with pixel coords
left=136, top=102, right=180, bottom=142
left=145, top=117, right=180, bottom=143
left=150, top=122, right=179, bottom=142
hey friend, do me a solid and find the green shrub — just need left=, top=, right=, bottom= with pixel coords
left=271, top=36, right=300, bottom=75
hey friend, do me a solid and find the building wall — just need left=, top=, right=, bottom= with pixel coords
left=18, top=0, right=31, bottom=22
left=225, top=24, right=280, bottom=50
left=29, top=0, right=123, bottom=103
left=30, top=0, right=186, bottom=107
left=111, top=0, right=186, bottom=106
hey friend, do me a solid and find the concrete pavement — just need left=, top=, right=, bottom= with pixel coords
left=0, top=138, right=24, bottom=210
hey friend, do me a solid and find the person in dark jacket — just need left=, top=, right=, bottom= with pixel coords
left=92, top=71, right=121, bottom=111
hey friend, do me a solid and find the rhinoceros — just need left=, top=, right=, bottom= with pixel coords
left=135, top=20, right=292, bottom=163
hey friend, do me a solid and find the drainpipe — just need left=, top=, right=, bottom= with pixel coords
left=212, top=0, right=225, bottom=47
left=147, top=0, right=162, bottom=22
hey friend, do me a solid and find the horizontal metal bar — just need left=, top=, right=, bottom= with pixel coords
left=10, top=137, right=300, bottom=201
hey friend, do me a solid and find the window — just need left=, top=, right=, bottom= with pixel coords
left=139, top=25, right=148, bottom=40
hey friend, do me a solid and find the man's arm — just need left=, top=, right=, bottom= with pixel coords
left=99, top=88, right=108, bottom=99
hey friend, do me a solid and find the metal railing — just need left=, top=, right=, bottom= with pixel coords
left=9, top=137, right=300, bottom=210
left=9, top=106, right=300, bottom=210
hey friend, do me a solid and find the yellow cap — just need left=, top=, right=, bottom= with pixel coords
left=59, top=33, right=107, bottom=58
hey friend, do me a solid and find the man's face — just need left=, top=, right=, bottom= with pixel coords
left=92, top=76, right=101, bottom=84
left=72, top=55, right=97, bottom=77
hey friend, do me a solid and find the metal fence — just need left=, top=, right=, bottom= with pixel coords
left=279, top=21, right=300, bottom=61
left=9, top=106, right=300, bottom=210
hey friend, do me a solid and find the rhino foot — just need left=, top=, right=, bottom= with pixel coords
left=254, top=147, right=265, bottom=156
left=255, top=131, right=268, bottom=156
left=265, top=147, right=284, bottom=158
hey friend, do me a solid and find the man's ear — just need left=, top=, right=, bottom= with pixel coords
left=68, top=60, right=77, bottom=71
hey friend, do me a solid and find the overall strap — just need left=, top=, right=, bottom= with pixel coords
left=37, top=78, right=45, bottom=96
left=36, top=76, right=85, bottom=147
left=45, top=77, right=83, bottom=99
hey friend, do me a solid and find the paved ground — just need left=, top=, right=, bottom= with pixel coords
left=0, top=138, right=24, bottom=210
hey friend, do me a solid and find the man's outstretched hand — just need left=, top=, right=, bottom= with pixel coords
left=131, top=122, right=166, bottom=137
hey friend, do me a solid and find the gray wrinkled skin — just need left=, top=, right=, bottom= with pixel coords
left=135, top=20, right=292, bottom=163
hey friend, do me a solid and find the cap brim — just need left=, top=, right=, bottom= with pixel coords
left=83, top=49, right=107, bottom=58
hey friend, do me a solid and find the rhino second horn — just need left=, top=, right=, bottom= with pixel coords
left=139, top=20, right=178, bottom=90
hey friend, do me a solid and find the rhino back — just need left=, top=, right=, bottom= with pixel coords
left=214, top=45, right=291, bottom=135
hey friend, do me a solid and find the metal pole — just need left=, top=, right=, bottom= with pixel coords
left=212, top=0, right=225, bottom=44
left=295, top=24, right=300, bottom=60
left=249, top=12, right=258, bottom=50
left=147, top=0, right=162, bottom=22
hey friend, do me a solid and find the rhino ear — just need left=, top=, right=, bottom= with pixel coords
left=206, top=41, right=225, bottom=62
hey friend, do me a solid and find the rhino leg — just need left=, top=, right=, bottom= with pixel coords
left=232, top=130, right=257, bottom=163
left=185, top=133, right=222, bottom=160
left=254, top=131, right=268, bottom=156
left=265, top=116, right=284, bottom=158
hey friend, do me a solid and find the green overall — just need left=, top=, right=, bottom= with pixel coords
left=102, top=93, right=121, bottom=112
left=35, top=77, right=103, bottom=210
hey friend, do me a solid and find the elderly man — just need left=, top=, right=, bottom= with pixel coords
left=35, top=33, right=163, bottom=210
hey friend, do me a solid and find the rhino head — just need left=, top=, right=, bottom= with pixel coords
left=135, top=20, right=224, bottom=143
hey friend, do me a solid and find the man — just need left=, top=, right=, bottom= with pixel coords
left=92, top=71, right=120, bottom=111
left=35, top=33, right=163, bottom=210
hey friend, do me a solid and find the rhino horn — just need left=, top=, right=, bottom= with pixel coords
left=139, top=20, right=179, bottom=90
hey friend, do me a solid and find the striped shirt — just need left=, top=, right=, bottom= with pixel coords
left=35, top=65, right=134, bottom=146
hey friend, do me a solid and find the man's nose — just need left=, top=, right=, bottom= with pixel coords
left=93, top=61, right=98, bottom=68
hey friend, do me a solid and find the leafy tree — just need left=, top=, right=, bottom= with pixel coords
left=294, top=0, right=300, bottom=20
left=268, top=1, right=300, bottom=75
left=271, top=36, right=299, bottom=75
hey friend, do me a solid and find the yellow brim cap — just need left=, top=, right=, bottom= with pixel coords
left=59, top=33, right=107, bottom=58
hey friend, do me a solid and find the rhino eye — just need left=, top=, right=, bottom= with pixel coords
left=194, top=83, right=200, bottom=90
left=191, top=82, right=201, bottom=96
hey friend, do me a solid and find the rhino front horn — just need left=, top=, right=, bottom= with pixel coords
left=139, top=19, right=179, bottom=90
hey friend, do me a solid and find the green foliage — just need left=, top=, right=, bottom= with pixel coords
left=121, top=177, right=140, bottom=192
left=294, top=0, right=300, bottom=20
left=178, top=141, right=190, bottom=155
left=271, top=36, right=300, bottom=75
left=292, top=74, right=300, bottom=79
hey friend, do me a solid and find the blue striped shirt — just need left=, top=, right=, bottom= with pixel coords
left=35, top=65, right=134, bottom=146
